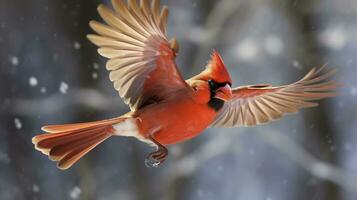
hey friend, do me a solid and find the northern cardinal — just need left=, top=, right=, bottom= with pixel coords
left=32, top=0, right=338, bottom=170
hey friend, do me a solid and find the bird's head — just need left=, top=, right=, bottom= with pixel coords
left=188, top=50, right=233, bottom=111
left=195, top=50, right=233, bottom=102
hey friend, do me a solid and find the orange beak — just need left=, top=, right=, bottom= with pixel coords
left=215, top=84, right=233, bottom=102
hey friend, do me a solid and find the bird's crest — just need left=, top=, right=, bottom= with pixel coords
left=204, top=50, right=232, bottom=84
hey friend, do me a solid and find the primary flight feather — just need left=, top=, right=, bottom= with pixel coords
left=32, top=0, right=338, bottom=170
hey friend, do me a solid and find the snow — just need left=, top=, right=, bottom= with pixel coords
left=74, top=41, right=81, bottom=50
left=59, top=82, right=69, bottom=94
left=93, top=63, right=100, bottom=69
left=292, top=60, right=302, bottom=70
left=10, top=56, right=19, bottom=66
left=32, top=185, right=40, bottom=193
left=29, top=76, right=38, bottom=87
left=40, top=87, right=47, bottom=93
left=92, top=72, right=98, bottom=80
left=320, top=27, right=346, bottom=50
left=235, top=38, right=259, bottom=61
left=69, top=186, right=81, bottom=199
left=0, top=152, right=10, bottom=164
left=264, top=35, right=284, bottom=56
left=14, top=118, right=22, bottom=129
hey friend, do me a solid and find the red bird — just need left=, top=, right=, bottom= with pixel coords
left=32, top=0, right=338, bottom=170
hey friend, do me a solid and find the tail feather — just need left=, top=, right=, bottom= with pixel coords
left=32, top=117, right=127, bottom=170
left=57, top=134, right=110, bottom=170
left=48, top=129, right=109, bottom=161
left=35, top=126, right=107, bottom=151
left=56, top=131, right=112, bottom=170
left=41, top=117, right=125, bottom=133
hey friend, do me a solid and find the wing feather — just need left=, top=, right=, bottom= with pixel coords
left=151, top=0, right=161, bottom=24
left=211, top=67, right=338, bottom=127
left=106, top=57, right=144, bottom=71
left=89, top=21, right=145, bottom=47
left=111, top=0, right=151, bottom=37
left=98, top=4, right=147, bottom=41
left=159, top=6, right=169, bottom=34
left=88, top=0, right=186, bottom=110
left=87, top=35, right=143, bottom=51
left=98, top=48, right=144, bottom=59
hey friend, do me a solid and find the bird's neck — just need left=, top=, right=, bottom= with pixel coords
left=208, top=98, right=225, bottom=111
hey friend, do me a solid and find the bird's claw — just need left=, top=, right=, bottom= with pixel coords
left=145, top=157, right=161, bottom=168
left=144, top=147, right=168, bottom=168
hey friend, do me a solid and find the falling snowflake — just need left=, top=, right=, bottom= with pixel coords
left=33, top=185, right=40, bottom=193
left=14, top=118, right=22, bottom=129
left=93, top=63, right=100, bottom=69
left=320, top=26, right=346, bottom=50
left=0, top=152, right=10, bottom=164
left=264, top=35, right=284, bottom=56
left=40, top=87, right=47, bottom=93
left=74, top=41, right=81, bottom=50
left=59, top=82, right=69, bottom=94
left=92, top=72, right=98, bottom=79
left=69, top=186, right=81, bottom=199
left=292, top=60, right=302, bottom=70
left=29, top=76, right=38, bottom=87
left=10, top=56, right=19, bottom=66
left=235, top=38, right=259, bottom=61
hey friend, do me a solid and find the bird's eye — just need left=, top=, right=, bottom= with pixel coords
left=208, top=79, right=219, bottom=90
left=208, top=80, right=214, bottom=87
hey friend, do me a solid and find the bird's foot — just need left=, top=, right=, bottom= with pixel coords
left=145, top=146, right=168, bottom=168
left=145, top=136, right=168, bottom=168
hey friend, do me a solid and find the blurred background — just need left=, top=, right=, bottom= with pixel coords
left=0, top=0, right=356, bottom=199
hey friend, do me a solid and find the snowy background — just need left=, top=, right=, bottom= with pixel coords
left=0, top=0, right=357, bottom=200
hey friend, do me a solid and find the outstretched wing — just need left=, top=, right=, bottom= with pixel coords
left=211, top=67, right=338, bottom=127
left=87, top=0, right=187, bottom=111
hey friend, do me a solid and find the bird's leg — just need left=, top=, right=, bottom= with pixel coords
left=145, top=135, right=168, bottom=168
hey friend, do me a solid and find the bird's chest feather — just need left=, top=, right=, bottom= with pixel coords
left=135, top=96, right=218, bottom=145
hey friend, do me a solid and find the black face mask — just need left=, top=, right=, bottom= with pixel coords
left=207, top=80, right=231, bottom=111
left=208, top=79, right=231, bottom=92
